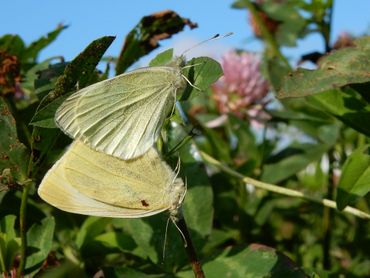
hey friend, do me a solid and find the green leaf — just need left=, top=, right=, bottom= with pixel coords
left=278, top=36, right=370, bottom=98
left=271, top=97, right=341, bottom=146
left=226, top=114, right=260, bottom=169
left=180, top=144, right=214, bottom=238
left=292, top=118, right=340, bottom=146
left=30, top=94, right=69, bottom=128
left=75, top=229, right=137, bottom=260
left=75, top=216, right=111, bottom=251
left=115, top=10, right=197, bottom=74
left=336, top=145, right=370, bottom=210
left=94, top=231, right=137, bottom=254
left=201, top=229, right=240, bottom=255
left=306, top=88, right=370, bottom=137
left=29, top=36, right=115, bottom=170
left=261, top=143, right=329, bottom=183
left=178, top=244, right=306, bottom=278
left=25, top=217, right=55, bottom=274
left=183, top=181, right=213, bottom=236
left=38, top=35, right=115, bottom=110
left=262, top=56, right=291, bottom=92
left=98, top=267, right=154, bottom=278
left=29, top=126, right=71, bottom=178
left=32, top=260, right=85, bottom=278
left=112, top=217, right=162, bottom=264
left=31, top=61, right=67, bottom=99
left=261, top=0, right=306, bottom=47
left=0, top=215, right=16, bottom=238
left=232, top=0, right=306, bottom=47
left=149, top=48, right=174, bottom=66
left=0, top=35, right=26, bottom=58
left=0, top=215, right=21, bottom=272
left=197, top=126, right=232, bottom=164
left=0, top=98, right=29, bottom=186
left=112, top=215, right=188, bottom=268
left=181, top=57, right=223, bottom=100
left=23, top=25, right=67, bottom=62
left=21, top=58, right=64, bottom=99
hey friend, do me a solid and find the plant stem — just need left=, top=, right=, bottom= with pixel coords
left=321, top=0, right=334, bottom=52
left=3, top=95, right=34, bottom=277
left=17, top=131, right=39, bottom=276
left=176, top=215, right=205, bottom=278
left=322, top=149, right=335, bottom=269
left=200, top=151, right=370, bottom=220
left=322, top=196, right=333, bottom=269
left=244, top=0, right=291, bottom=69
left=17, top=180, right=32, bottom=278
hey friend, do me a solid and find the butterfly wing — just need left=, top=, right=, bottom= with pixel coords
left=55, top=67, right=185, bottom=160
left=38, top=141, right=183, bottom=218
left=38, top=159, right=155, bottom=218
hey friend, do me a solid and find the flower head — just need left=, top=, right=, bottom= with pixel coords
left=212, top=50, right=269, bottom=124
left=0, top=51, right=21, bottom=97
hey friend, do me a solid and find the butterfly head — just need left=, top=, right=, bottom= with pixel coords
left=166, top=55, right=186, bottom=70
left=168, top=177, right=186, bottom=222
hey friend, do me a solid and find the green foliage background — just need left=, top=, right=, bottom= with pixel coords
left=1, top=1, right=370, bottom=277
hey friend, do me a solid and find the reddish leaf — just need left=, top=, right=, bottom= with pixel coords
left=115, top=10, right=197, bottom=74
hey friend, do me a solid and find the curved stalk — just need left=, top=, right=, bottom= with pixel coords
left=17, top=132, right=38, bottom=276
left=175, top=215, right=205, bottom=278
left=16, top=180, right=33, bottom=278
left=200, top=151, right=370, bottom=220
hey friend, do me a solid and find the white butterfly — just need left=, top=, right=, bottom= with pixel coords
left=55, top=57, right=188, bottom=160
left=38, top=140, right=185, bottom=218
left=55, top=32, right=233, bottom=161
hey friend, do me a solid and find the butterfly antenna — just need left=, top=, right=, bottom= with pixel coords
left=181, top=32, right=234, bottom=56
left=180, top=33, right=233, bottom=92
left=172, top=217, right=188, bottom=247
left=175, top=155, right=182, bottom=175
left=181, top=62, right=203, bottom=70
left=162, top=217, right=171, bottom=261
left=170, top=156, right=182, bottom=185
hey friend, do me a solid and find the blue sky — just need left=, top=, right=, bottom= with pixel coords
left=1, top=0, right=370, bottom=66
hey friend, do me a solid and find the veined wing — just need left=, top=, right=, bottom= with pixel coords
left=55, top=67, right=186, bottom=160
left=38, top=141, right=183, bottom=218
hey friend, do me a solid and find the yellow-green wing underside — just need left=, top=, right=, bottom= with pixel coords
left=38, top=141, right=183, bottom=218
left=55, top=67, right=185, bottom=160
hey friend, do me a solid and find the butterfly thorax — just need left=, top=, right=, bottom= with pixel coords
left=166, top=56, right=186, bottom=69
left=163, top=56, right=187, bottom=91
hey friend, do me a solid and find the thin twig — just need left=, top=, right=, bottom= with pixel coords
left=321, top=0, right=334, bottom=52
left=17, top=131, right=38, bottom=277
left=175, top=215, right=205, bottom=278
left=323, top=149, right=335, bottom=269
left=16, top=180, right=32, bottom=278
left=3, top=95, right=34, bottom=277
left=200, top=151, right=370, bottom=220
